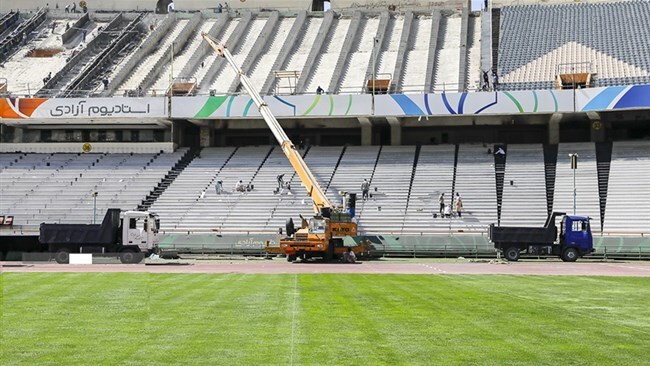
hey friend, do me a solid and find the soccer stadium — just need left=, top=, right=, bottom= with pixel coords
left=1, top=0, right=649, bottom=364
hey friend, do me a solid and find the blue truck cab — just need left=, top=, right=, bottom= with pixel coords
left=561, top=215, right=594, bottom=256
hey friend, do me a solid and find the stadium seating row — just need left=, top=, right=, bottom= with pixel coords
left=3, top=142, right=649, bottom=235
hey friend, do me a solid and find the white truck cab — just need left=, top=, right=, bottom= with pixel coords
left=122, top=211, right=160, bottom=254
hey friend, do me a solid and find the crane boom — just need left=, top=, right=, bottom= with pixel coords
left=202, top=33, right=332, bottom=213
left=201, top=33, right=369, bottom=262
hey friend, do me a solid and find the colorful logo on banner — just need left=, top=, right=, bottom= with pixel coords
left=581, top=85, right=650, bottom=111
left=0, top=98, right=48, bottom=118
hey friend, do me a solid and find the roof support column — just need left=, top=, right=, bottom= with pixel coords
left=548, top=113, right=562, bottom=144
left=200, top=126, right=211, bottom=148
left=587, top=111, right=605, bottom=143
left=386, top=117, right=402, bottom=146
left=358, top=117, right=372, bottom=146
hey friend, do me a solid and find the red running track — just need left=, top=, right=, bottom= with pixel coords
left=3, top=260, right=650, bottom=276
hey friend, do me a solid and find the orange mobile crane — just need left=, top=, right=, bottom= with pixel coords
left=202, top=33, right=369, bottom=261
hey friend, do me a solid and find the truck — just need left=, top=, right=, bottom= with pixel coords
left=488, top=212, right=594, bottom=262
left=202, top=33, right=370, bottom=262
left=1, top=209, right=160, bottom=264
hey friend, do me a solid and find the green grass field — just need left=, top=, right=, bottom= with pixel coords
left=1, top=273, right=649, bottom=365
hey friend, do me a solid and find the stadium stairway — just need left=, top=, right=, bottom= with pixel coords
left=230, top=11, right=282, bottom=94
left=176, top=17, right=226, bottom=85
left=215, top=146, right=274, bottom=232
left=603, top=141, right=650, bottom=233
left=424, top=10, right=441, bottom=92
left=62, top=12, right=148, bottom=98
left=494, top=144, right=506, bottom=225
left=142, top=13, right=201, bottom=95
left=543, top=144, right=559, bottom=217
left=402, top=145, right=455, bottom=234
left=324, top=145, right=347, bottom=193
left=198, top=12, right=251, bottom=95
left=391, top=11, right=413, bottom=93
left=500, top=144, right=547, bottom=227
left=259, top=11, right=307, bottom=95
left=102, top=14, right=175, bottom=97
left=450, top=144, right=459, bottom=207
left=327, top=11, right=362, bottom=94
left=398, top=145, right=420, bottom=233
left=595, top=142, right=612, bottom=233
left=42, top=13, right=123, bottom=97
left=116, top=16, right=191, bottom=95
left=0, top=8, right=46, bottom=63
left=458, top=8, right=470, bottom=91
left=491, top=7, right=500, bottom=72
left=138, top=148, right=199, bottom=211
left=360, top=145, right=416, bottom=234
left=355, top=146, right=382, bottom=222
left=292, top=11, right=333, bottom=94
left=0, top=11, right=20, bottom=39
left=262, top=146, right=311, bottom=231
left=266, top=146, right=342, bottom=232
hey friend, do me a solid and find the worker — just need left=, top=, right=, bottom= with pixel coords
left=361, top=179, right=370, bottom=201
left=316, top=86, right=324, bottom=95
left=276, top=174, right=285, bottom=190
left=443, top=203, right=451, bottom=218
left=215, top=180, right=223, bottom=195
left=235, top=180, right=245, bottom=192
left=344, top=247, right=356, bottom=263
left=454, top=193, right=463, bottom=218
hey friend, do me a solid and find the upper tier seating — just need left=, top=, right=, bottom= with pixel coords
left=499, top=1, right=650, bottom=90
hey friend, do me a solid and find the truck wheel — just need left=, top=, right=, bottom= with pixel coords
left=287, top=254, right=296, bottom=262
left=119, top=249, right=140, bottom=264
left=504, top=247, right=520, bottom=262
left=561, top=247, right=579, bottom=262
left=54, top=249, right=70, bottom=264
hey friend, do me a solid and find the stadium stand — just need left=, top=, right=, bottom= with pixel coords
left=116, top=17, right=192, bottom=95
left=603, top=141, right=650, bottom=233
left=5, top=141, right=650, bottom=236
left=498, top=1, right=650, bottom=90
left=500, top=144, right=547, bottom=227
left=1, top=1, right=650, bottom=258
left=0, top=8, right=47, bottom=64
left=358, top=146, right=414, bottom=233
left=0, top=150, right=187, bottom=228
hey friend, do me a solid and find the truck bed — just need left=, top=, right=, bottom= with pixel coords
left=489, top=224, right=557, bottom=246
left=39, top=209, right=121, bottom=245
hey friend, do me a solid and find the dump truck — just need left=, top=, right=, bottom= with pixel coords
left=1, top=209, right=160, bottom=263
left=202, top=33, right=369, bottom=262
left=488, top=212, right=594, bottom=262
